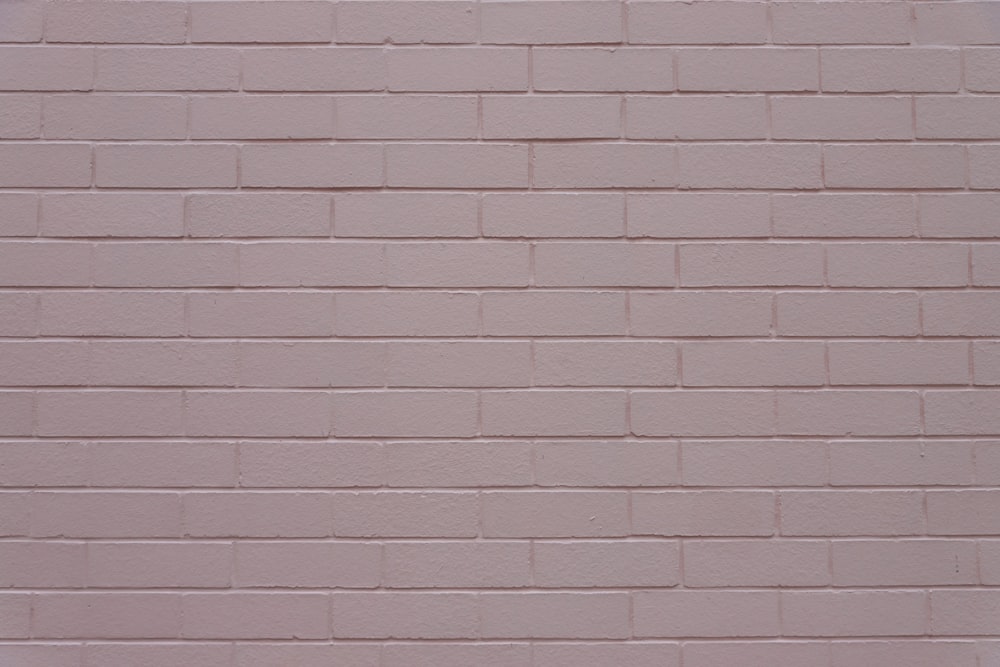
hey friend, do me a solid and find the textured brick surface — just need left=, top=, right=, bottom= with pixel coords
left=2, top=0, right=999, bottom=660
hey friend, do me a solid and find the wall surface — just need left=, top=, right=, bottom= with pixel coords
left=1, top=0, right=1000, bottom=664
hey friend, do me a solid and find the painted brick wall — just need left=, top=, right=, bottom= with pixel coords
left=1, top=0, right=1000, bottom=664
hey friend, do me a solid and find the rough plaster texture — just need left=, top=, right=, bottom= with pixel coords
left=1, top=0, right=1000, bottom=664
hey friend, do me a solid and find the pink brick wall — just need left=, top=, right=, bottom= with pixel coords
left=1, top=0, right=999, bottom=664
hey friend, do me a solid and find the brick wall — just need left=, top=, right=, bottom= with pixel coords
left=2, top=1, right=1000, bottom=664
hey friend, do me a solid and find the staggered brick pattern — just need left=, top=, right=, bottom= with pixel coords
left=2, top=0, right=1000, bottom=664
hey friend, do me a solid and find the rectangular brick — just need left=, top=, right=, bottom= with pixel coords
left=629, top=2, right=767, bottom=45
left=0, top=541, right=86, bottom=587
left=682, top=440, right=827, bottom=486
left=188, top=292, right=333, bottom=337
left=628, top=193, right=770, bottom=238
left=534, top=341, right=677, bottom=387
left=94, top=242, right=239, bottom=287
left=333, top=492, right=478, bottom=538
left=931, top=591, right=1000, bottom=635
left=0, top=193, right=38, bottom=237
left=190, top=95, right=334, bottom=139
left=832, top=540, right=978, bottom=586
left=684, top=539, right=829, bottom=587
left=916, top=2, right=1000, bottom=45
left=45, top=1, right=186, bottom=43
left=239, top=441, right=383, bottom=488
left=186, top=391, right=331, bottom=437
left=773, top=2, right=911, bottom=45
left=0, top=94, right=40, bottom=138
left=42, top=193, right=183, bottom=238
left=338, top=95, right=477, bottom=139
left=239, top=341, right=384, bottom=388
left=387, top=47, right=528, bottom=92
left=242, top=144, right=383, bottom=188
left=387, top=242, right=528, bottom=287
left=188, top=193, right=330, bottom=238
left=970, top=145, right=1000, bottom=189
left=534, top=47, right=674, bottom=92
left=240, top=242, right=383, bottom=287
left=634, top=591, right=780, bottom=638
left=772, top=95, right=912, bottom=140
left=0, top=2, right=43, bottom=42
left=680, top=243, right=823, bottom=286
left=386, top=341, right=531, bottom=387
left=534, top=441, right=679, bottom=487
left=483, top=291, right=626, bottom=335
left=182, top=593, right=329, bottom=639
left=534, top=541, right=680, bottom=587
left=96, top=145, right=238, bottom=188
left=923, top=292, right=1000, bottom=335
left=633, top=491, right=775, bottom=537
left=0, top=46, right=93, bottom=90
left=87, top=441, right=237, bottom=487
left=631, top=291, right=773, bottom=337
left=777, top=390, right=921, bottom=436
left=89, top=542, right=231, bottom=588
left=0, top=242, right=90, bottom=287
left=335, top=193, right=477, bottom=238
left=243, top=48, right=385, bottom=91
left=482, top=1, right=621, bottom=44
left=235, top=541, right=379, bottom=588
left=966, top=47, right=1000, bottom=91
left=535, top=242, right=675, bottom=287
left=682, top=342, right=826, bottom=387
left=384, top=541, right=530, bottom=588
left=925, top=390, right=1000, bottom=435
left=189, top=1, right=333, bottom=43
left=825, top=144, right=966, bottom=189
left=31, top=492, right=181, bottom=538
left=829, top=341, right=970, bottom=385
left=96, top=47, right=239, bottom=91
left=828, top=242, right=968, bottom=287
left=973, top=245, right=1000, bottom=286
left=335, top=292, right=478, bottom=336
left=183, top=492, right=331, bottom=538
left=333, top=391, right=478, bottom=437
left=33, top=593, right=181, bottom=639
left=37, top=391, right=183, bottom=437
left=388, top=144, right=528, bottom=188
left=678, top=144, right=822, bottom=189
left=480, top=592, right=630, bottom=639
left=0, top=144, right=91, bottom=187
left=482, top=491, right=629, bottom=537
left=631, top=391, right=775, bottom=437
left=385, top=441, right=532, bottom=487
left=332, top=592, right=477, bottom=639
left=776, top=291, right=919, bottom=336
left=678, top=48, right=818, bottom=92
left=781, top=490, right=924, bottom=536
left=534, top=143, right=676, bottom=188
left=627, top=95, right=767, bottom=140
left=773, top=194, right=916, bottom=238
left=482, top=390, right=626, bottom=436
left=337, top=1, right=476, bottom=44
left=783, top=591, right=926, bottom=637
left=483, top=95, right=620, bottom=139
left=822, top=47, right=961, bottom=92
left=483, top=193, right=624, bottom=238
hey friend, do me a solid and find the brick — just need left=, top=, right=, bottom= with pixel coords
left=0, top=541, right=86, bottom=587
left=680, top=243, right=822, bottom=287
left=483, top=193, right=624, bottom=238
left=384, top=541, right=530, bottom=587
left=633, top=491, right=775, bottom=537
left=534, top=541, right=680, bottom=587
left=829, top=341, right=970, bottom=385
left=46, top=1, right=185, bottom=43
left=387, top=242, right=528, bottom=287
left=534, top=341, right=677, bottom=386
left=332, top=592, right=477, bottom=639
left=240, top=441, right=382, bottom=488
left=484, top=95, right=620, bottom=139
left=918, top=97, right=1000, bottom=140
left=821, top=47, right=961, bottom=92
left=825, top=144, right=966, bottom=189
left=916, top=2, right=1000, bottom=45
left=235, top=542, right=379, bottom=588
left=628, top=193, right=770, bottom=238
left=387, top=47, right=527, bottom=92
left=0, top=194, right=38, bottom=236
left=182, top=593, right=329, bottom=639
left=682, top=342, right=825, bottom=387
left=381, top=644, right=527, bottom=666
left=482, top=491, right=629, bottom=537
left=627, top=95, right=766, bottom=140
left=0, top=47, right=93, bottom=90
left=682, top=440, right=827, bottom=486
left=37, top=391, right=183, bottom=437
left=772, top=95, right=912, bottom=140
left=386, top=441, right=532, bottom=487
left=978, top=442, right=1000, bottom=484
left=188, top=292, right=333, bottom=337
left=840, top=439, right=969, bottom=485
left=335, top=292, right=478, bottom=336
left=481, top=390, right=626, bottom=436
left=482, top=1, right=620, bottom=44
left=777, top=390, right=920, bottom=436
left=186, top=391, right=331, bottom=437
left=783, top=591, right=926, bottom=636
left=832, top=540, right=977, bottom=586
left=0, top=143, right=91, bottom=187
left=773, top=2, right=911, bottom=45
left=87, top=645, right=233, bottom=667
left=0, top=442, right=87, bottom=486
left=183, top=492, right=331, bottom=538
left=932, top=591, right=1000, bottom=635
left=684, top=539, right=829, bottom=587
left=634, top=591, right=780, bottom=638
left=336, top=193, right=477, bottom=238
left=45, top=93, right=185, bottom=140
left=535, top=242, right=673, bottom=287
left=631, top=391, right=775, bottom=437
left=235, top=644, right=380, bottom=667
left=976, top=342, right=1000, bottom=384
left=773, top=193, right=916, bottom=238
left=242, top=143, right=383, bottom=188
left=830, top=641, right=978, bottom=667
left=0, top=392, right=33, bottom=436
left=97, top=144, right=237, bottom=188
left=974, top=245, right=1000, bottom=286
left=332, top=492, right=478, bottom=538
left=970, top=145, right=1000, bottom=189
left=983, top=540, right=1000, bottom=583
left=927, top=390, right=1000, bottom=435
left=88, top=542, right=231, bottom=588
left=0, top=2, right=43, bottom=42
left=30, top=492, right=181, bottom=538
left=94, top=243, right=239, bottom=287
left=190, top=95, right=334, bottom=139
left=480, top=592, right=630, bottom=639
left=388, top=143, right=528, bottom=188
left=686, top=643, right=830, bottom=667
left=337, top=1, right=477, bottom=44
left=243, top=48, right=385, bottom=91
left=483, top=291, right=626, bottom=335
left=333, top=391, right=478, bottom=437
left=0, top=242, right=90, bottom=287
left=33, top=593, right=181, bottom=639
left=96, top=47, right=240, bottom=91
left=631, top=291, right=773, bottom=336
left=241, top=242, right=383, bottom=287
left=0, top=645, right=79, bottom=667
left=239, top=341, right=384, bottom=388
left=89, top=341, right=238, bottom=387
left=776, top=292, right=919, bottom=336
left=828, top=242, right=968, bottom=287
left=679, top=144, right=822, bottom=189
left=535, top=441, right=679, bottom=486
left=88, top=441, right=236, bottom=487
left=966, top=48, right=1000, bottom=91
left=923, top=292, right=1000, bottom=335
left=42, top=193, right=183, bottom=238
left=533, top=47, right=674, bottom=92
left=678, top=48, right=818, bottom=92
left=534, top=644, right=679, bottom=667
left=780, top=490, right=924, bottom=536
left=338, top=95, right=478, bottom=139
left=188, top=193, right=330, bottom=238
left=190, top=1, right=333, bottom=43
left=0, top=493, right=29, bottom=536
left=534, top=143, right=676, bottom=188
left=0, top=94, right=40, bottom=138
left=629, top=2, right=767, bottom=45
left=386, top=341, right=531, bottom=387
